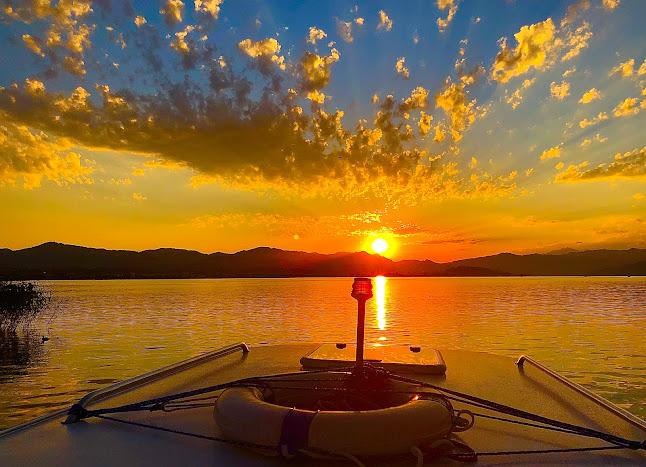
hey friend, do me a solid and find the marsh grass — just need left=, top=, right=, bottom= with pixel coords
left=0, top=281, right=52, bottom=330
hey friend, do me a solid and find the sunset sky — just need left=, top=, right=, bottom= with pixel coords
left=1, top=0, right=645, bottom=262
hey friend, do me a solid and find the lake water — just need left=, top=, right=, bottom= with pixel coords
left=1, top=277, right=645, bottom=430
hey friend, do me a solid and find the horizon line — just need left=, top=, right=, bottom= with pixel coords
left=3, top=241, right=644, bottom=266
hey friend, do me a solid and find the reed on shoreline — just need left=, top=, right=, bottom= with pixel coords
left=0, top=281, right=52, bottom=330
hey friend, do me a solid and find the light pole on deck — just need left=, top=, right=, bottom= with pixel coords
left=351, top=277, right=373, bottom=369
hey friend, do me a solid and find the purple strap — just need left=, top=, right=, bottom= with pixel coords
left=279, top=409, right=317, bottom=455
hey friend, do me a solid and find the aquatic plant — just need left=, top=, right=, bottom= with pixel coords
left=0, top=281, right=52, bottom=330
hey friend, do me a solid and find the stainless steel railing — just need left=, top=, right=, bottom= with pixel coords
left=516, top=354, right=646, bottom=431
left=0, top=342, right=249, bottom=437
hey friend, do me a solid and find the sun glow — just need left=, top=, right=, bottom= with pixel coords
left=371, top=238, right=389, bottom=254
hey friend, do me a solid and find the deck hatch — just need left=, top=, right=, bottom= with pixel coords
left=300, top=344, right=446, bottom=374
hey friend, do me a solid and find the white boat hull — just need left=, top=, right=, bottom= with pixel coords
left=1, top=343, right=645, bottom=465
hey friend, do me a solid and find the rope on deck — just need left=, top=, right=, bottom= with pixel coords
left=70, top=367, right=645, bottom=464
left=93, top=413, right=639, bottom=465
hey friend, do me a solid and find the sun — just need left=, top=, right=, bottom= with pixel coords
left=371, top=238, right=389, bottom=254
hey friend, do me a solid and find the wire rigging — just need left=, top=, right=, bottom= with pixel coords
left=68, top=367, right=645, bottom=463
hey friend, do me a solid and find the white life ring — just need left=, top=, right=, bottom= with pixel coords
left=214, top=384, right=454, bottom=458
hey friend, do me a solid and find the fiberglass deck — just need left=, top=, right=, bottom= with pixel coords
left=1, top=343, right=645, bottom=466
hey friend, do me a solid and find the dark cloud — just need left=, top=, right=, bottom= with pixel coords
left=0, top=7, right=518, bottom=201
left=94, top=0, right=112, bottom=13
left=123, top=0, right=135, bottom=18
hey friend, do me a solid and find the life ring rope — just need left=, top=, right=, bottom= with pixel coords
left=214, top=378, right=460, bottom=459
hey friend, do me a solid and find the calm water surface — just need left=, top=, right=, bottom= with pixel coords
left=1, top=277, right=645, bottom=429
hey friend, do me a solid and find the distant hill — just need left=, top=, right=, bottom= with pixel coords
left=451, top=249, right=646, bottom=276
left=0, top=242, right=644, bottom=279
left=546, top=247, right=579, bottom=255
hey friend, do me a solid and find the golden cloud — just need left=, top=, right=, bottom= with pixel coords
left=609, top=59, right=634, bottom=77
left=602, top=0, right=621, bottom=10
left=307, top=27, right=327, bottom=45
left=6, top=0, right=94, bottom=77
left=22, top=34, right=44, bottom=57
left=491, top=18, right=556, bottom=83
left=550, top=81, right=570, bottom=99
left=336, top=19, right=353, bottom=43
left=560, top=21, right=592, bottom=61
left=377, top=10, right=393, bottom=31
left=456, top=62, right=485, bottom=87
left=134, top=15, right=147, bottom=27
left=612, top=97, right=642, bottom=117
left=563, top=67, right=576, bottom=77
left=0, top=120, right=93, bottom=189
left=491, top=17, right=591, bottom=82
left=464, top=171, right=517, bottom=199
left=4, top=0, right=92, bottom=24
left=238, top=37, right=286, bottom=71
left=95, top=84, right=128, bottom=108
left=432, top=123, right=446, bottom=143
left=0, top=71, right=444, bottom=200
left=306, top=90, right=327, bottom=104
left=297, top=48, right=340, bottom=93
left=505, top=78, right=535, bottom=109
left=160, top=0, right=184, bottom=27
left=0, top=17, right=528, bottom=204
left=238, top=37, right=280, bottom=57
left=194, top=0, right=224, bottom=20
left=639, top=60, right=646, bottom=76
left=579, top=112, right=608, bottom=128
left=63, top=56, right=86, bottom=76
left=579, top=87, right=602, bottom=103
left=418, top=111, right=433, bottom=137
left=110, top=178, right=132, bottom=185
left=556, top=146, right=646, bottom=182
left=25, top=79, right=46, bottom=97
left=179, top=210, right=450, bottom=241
left=395, top=57, right=410, bottom=80
left=540, top=145, right=561, bottom=160
left=65, top=22, right=92, bottom=54
left=53, top=86, right=91, bottom=112
left=561, top=0, right=590, bottom=27
left=435, top=82, right=478, bottom=142
left=170, top=25, right=196, bottom=54
left=144, top=159, right=189, bottom=170
left=580, top=133, right=607, bottom=147
left=436, top=0, right=458, bottom=33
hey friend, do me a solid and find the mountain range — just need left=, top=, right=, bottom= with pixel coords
left=1, top=242, right=645, bottom=279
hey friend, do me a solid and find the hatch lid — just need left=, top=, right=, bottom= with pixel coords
left=300, top=343, right=446, bottom=374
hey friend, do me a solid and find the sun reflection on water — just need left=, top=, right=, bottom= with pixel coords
left=376, top=276, right=387, bottom=335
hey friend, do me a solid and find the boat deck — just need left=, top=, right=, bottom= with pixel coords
left=1, top=343, right=645, bottom=465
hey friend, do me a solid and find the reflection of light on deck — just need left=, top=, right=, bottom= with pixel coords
left=376, top=276, right=386, bottom=332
